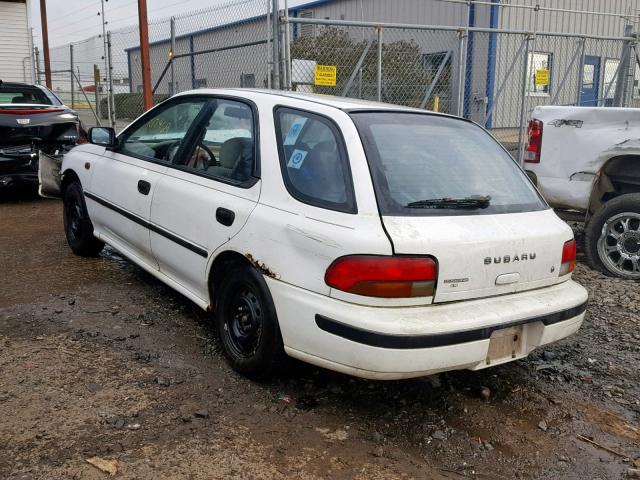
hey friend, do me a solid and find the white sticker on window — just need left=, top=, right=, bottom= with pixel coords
left=287, top=149, right=308, bottom=169
left=283, top=118, right=307, bottom=145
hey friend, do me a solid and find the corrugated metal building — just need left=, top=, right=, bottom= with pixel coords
left=126, top=0, right=640, bottom=127
left=0, top=0, right=34, bottom=83
left=488, top=0, right=640, bottom=128
left=127, top=0, right=473, bottom=96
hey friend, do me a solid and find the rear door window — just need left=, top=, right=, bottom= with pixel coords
left=350, top=112, right=547, bottom=216
left=275, top=108, right=356, bottom=213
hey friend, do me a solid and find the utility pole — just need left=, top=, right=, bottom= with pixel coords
left=107, top=31, right=116, bottom=127
left=266, top=0, right=271, bottom=88
left=39, top=0, right=52, bottom=88
left=100, top=0, right=112, bottom=124
left=272, top=0, right=280, bottom=89
left=94, top=64, right=101, bottom=121
left=34, top=47, right=41, bottom=84
left=613, top=25, right=634, bottom=107
left=283, top=0, right=291, bottom=89
left=138, top=0, right=153, bottom=111
left=70, top=44, right=74, bottom=108
left=170, top=17, right=176, bottom=95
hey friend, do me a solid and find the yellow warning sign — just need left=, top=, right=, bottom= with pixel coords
left=535, top=69, right=549, bottom=86
left=314, top=64, right=337, bottom=86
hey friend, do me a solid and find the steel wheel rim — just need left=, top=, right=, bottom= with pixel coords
left=597, top=212, right=640, bottom=278
left=65, top=196, right=83, bottom=241
left=223, top=284, right=263, bottom=358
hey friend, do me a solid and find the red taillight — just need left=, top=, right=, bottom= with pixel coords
left=325, top=255, right=438, bottom=298
left=0, top=108, right=65, bottom=115
left=560, top=239, right=576, bottom=276
left=524, top=119, right=543, bottom=163
left=77, top=124, right=88, bottom=144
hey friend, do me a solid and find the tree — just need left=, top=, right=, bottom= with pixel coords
left=289, top=27, right=447, bottom=109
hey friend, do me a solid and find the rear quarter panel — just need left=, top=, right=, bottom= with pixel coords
left=215, top=96, right=393, bottom=298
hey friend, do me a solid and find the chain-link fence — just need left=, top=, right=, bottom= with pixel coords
left=109, top=0, right=271, bottom=127
left=289, top=25, right=461, bottom=114
left=40, top=0, right=640, bottom=159
left=45, top=0, right=271, bottom=130
left=48, top=36, right=105, bottom=130
left=285, top=16, right=639, bottom=158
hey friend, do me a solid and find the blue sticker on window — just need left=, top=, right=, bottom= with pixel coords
left=287, top=149, right=308, bottom=169
left=283, top=118, right=307, bottom=146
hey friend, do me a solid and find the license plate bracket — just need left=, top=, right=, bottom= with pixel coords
left=486, top=325, right=523, bottom=365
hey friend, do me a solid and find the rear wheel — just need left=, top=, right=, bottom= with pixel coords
left=215, top=264, right=285, bottom=379
left=586, top=193, right=640, bottom=279
left=63, top=181, right=104, bottom=256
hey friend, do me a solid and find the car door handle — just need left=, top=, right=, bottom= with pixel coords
left=216, top=207, right=235, bottom=227
left=137, top=180, right=151, bottom=195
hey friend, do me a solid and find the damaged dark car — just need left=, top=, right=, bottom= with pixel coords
left=0, top=80, right=84, bottom=190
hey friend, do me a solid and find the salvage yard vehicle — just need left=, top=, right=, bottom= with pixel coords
left=40, top=89, right=588, bottom=380
left=0, top=80, right=84, bottom=191
left=525, top=106, right=640, bottom=279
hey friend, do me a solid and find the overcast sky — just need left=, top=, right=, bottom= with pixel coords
left=31, top=0, right=287, bottom=48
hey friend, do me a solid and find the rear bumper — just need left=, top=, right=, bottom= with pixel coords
left=267, top=278, right=588, bottom=380
left=0, top=172, right=38, bottom=187
left=0, top=154, right=38, bottom=187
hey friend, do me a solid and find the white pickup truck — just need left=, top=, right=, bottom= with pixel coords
left=525, top=106, right=640, bottom=279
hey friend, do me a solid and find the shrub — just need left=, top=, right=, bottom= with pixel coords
left=99, top=93, right=170, bottom=120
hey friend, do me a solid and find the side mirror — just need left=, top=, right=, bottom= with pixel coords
left=88, top=127, right=117, bottom=147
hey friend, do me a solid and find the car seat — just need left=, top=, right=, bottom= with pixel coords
left=287, top=141, right=347, bottom=204
left=207, top=137, right=253, bottom=181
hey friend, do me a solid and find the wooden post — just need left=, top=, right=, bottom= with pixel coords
left=39, top=0, right=52, bottom=88
left=137, top=0, right=153, bottom=110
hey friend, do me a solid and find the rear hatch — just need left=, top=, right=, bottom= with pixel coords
left=383, top=211, right=571, bottom=302
left=0, top=105, right=79, bottom=147
left=351, top=111, right=574, bottom=303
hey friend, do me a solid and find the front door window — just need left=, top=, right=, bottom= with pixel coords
left=119, top=100, right=206, bottom=163
left=174, top=100, right=255, bottom=183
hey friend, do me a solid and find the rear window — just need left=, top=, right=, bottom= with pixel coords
left=0, top=86, right=52, bottom=105
left=350, top=112, right=547, bottom=216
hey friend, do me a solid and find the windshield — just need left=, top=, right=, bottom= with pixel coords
left=0, top=86, right=53, bottom=105
left=350, top=112, right=547, bottom=216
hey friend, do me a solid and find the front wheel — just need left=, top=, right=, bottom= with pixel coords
left=63, top=181, right=104, bottom=257
left=585, top=193, right=640, bottom=279
left=215, top=264, right=286, bottom=379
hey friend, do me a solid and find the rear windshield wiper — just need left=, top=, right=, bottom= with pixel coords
left=405, top=195, right=491, bottom=209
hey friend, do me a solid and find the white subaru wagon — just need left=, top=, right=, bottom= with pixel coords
left=43, top=89, right=588, bottom=380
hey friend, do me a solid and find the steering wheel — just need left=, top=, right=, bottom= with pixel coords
left=162, top=141, right=216, bottom=168
left=195, top=142, right=216, bottom=166
left=163, top=140, right=181, bottom=162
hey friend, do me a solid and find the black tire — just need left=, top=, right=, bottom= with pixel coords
left=585, top=193, right=640, bottom=279
left=63, top=181, right=104, bottom=257
left=215, top=264, right=286, bottom=379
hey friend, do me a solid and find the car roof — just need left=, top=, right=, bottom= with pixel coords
left=0, top=81, right=44, bottom=89
left=175, top=88, right=449, bottom=115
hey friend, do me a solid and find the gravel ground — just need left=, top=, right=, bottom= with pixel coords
left=0, top=194, right=639, bottom=480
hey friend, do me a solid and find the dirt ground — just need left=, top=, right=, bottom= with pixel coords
left=1, top=193, right=639, bottom=480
